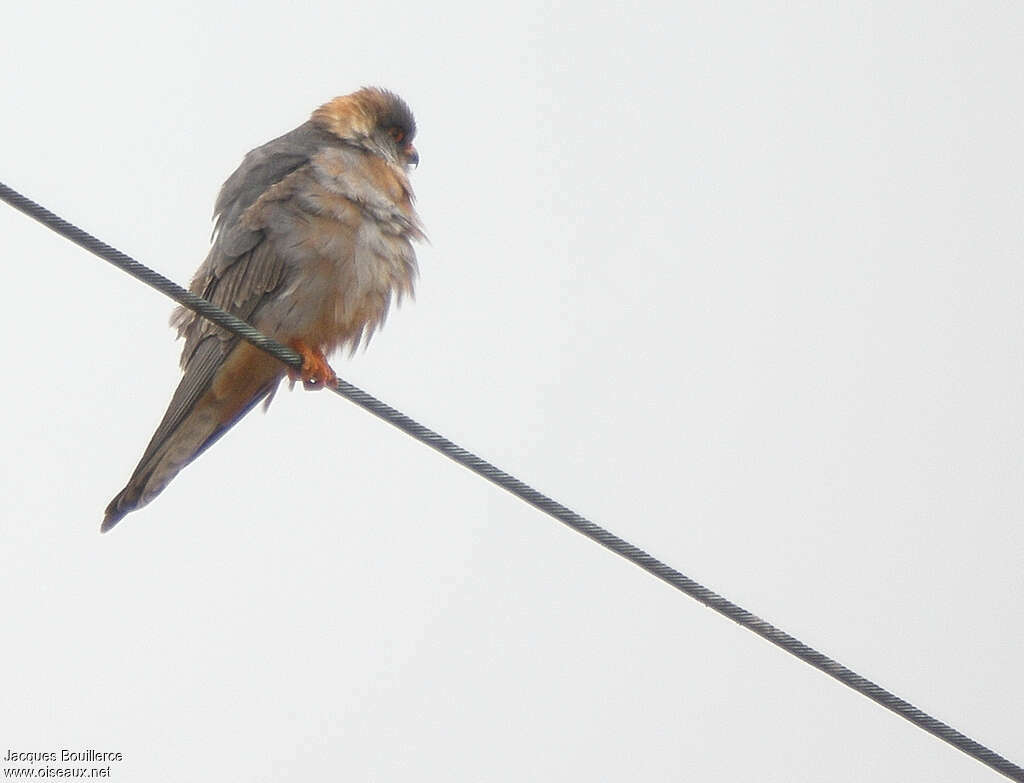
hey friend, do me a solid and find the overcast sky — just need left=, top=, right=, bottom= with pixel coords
left=2, top=2, right=1023, bottom=781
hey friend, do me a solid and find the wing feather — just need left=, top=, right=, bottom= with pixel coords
left=105, top=122, right=339, bottom=526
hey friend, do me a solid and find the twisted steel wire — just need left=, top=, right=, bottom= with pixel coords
left=3, top=180, right=1021, bottom=781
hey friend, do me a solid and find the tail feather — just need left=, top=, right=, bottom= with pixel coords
left=101, top=384, right=276, bottom=532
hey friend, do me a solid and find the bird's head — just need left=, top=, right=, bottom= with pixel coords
left=312, top=87, right=419, bottom=169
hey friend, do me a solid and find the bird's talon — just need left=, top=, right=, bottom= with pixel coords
left=288, top=339, right=336, bottom=391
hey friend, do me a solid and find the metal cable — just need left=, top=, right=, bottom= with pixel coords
left=3, top=180, right=1022, bottom=782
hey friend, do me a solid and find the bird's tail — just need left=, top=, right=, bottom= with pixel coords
left=101, top=384, right=275, bottom=532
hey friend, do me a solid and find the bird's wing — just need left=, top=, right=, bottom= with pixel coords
left=128, top=122, right=338, bottom=480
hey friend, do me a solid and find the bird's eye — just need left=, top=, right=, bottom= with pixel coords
left=388, top=127, right=405, bottom=144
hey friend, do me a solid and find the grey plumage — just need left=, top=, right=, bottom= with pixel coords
left=103, top=88, right=423, bottom=531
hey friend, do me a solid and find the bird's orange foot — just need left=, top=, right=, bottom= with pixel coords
left=288, top=339, right=337, bottom=390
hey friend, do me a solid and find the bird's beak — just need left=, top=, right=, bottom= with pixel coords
left=404, top=144, right=419, bottom=168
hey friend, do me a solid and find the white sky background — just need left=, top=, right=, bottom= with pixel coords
left=2, top=2, right=1022, bottom=780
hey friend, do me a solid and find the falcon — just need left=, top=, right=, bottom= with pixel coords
left=102, top=87, right=423, bottom=531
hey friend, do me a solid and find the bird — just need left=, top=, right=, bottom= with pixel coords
left=102, top=87, right=424, bottom=532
